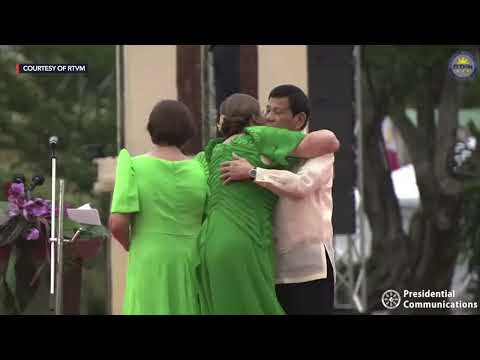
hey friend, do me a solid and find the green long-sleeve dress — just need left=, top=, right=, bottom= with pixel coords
left=111, top=149, right=208, bottom=315
left=197, top=126, right=305, bottom=315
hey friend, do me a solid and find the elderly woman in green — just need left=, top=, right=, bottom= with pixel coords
left=109, top=100, right=208, bottom=315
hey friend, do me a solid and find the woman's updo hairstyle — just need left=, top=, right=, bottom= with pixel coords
left=218, top=93, right=261, bottom=138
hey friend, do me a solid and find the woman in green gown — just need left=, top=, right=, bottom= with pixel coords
left=197, top=94, right=339, bottom=315
left=109, top=100, right=208, bottom=315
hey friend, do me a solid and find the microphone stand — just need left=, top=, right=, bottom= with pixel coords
left=55, top=179, right=65, bottom=314
left=49, top=146, right=57, bottom=312
left=50, top=176, right=81, bottom=314
left=48, top=138, right=85, bottom=314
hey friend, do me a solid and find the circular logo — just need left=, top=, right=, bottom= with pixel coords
left=381, top=290, right=402, bottom=310
left=449, top=51, right=477, bottom=80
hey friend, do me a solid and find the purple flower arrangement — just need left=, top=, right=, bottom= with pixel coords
left=1, top=179, right=106, bottom=314
left=6, top=182, right=51, bottom=241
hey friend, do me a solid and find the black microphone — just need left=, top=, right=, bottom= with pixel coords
left=49, top=136, right=58, bottom=158
left=12, top=174, right=26, bottom=184
left=29, top=175, right=45, bottom=192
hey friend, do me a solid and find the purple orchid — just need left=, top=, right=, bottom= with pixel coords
left=5, top=183, right=52, bottom=249
left=8, top=203, right=21, bottom=217
left=7, top=183, right=26, bottom=218
left=22, top=198, right=51, bottom=221
left=8, top=183, right=25, bottom=199
left=26, top=228, right=40, bottom=240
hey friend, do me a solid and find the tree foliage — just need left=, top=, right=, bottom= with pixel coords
left=362, top=45, right=480, bottom=312
left=0, top=45, right=116, bottom=193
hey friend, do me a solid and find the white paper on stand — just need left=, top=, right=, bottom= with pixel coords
left=66, top=203, right=102, bottom=226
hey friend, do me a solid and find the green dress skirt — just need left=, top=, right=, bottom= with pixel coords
left=197, top=126, right=305, bottom=315
left=111, top=149, right=208, bottom=315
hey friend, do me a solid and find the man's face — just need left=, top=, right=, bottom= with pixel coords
left=264, top=97, right=305, bottom=131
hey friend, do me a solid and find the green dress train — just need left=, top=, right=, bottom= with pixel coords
left=111, top=149, right=208, bottom=315
left=197, top=126, right=305, bottom=315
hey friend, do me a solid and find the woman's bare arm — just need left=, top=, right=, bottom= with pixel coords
left=109, top=213, right=132, bottom=251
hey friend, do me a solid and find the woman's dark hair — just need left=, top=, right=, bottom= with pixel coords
left=218, top=93, right=261, bottom=138
left=147, top=100, right=195, bottom=147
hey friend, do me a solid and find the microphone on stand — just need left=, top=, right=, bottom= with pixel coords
left=29, top=175, right=45, bottom=192
left=12, top=174, right=26, bottom=184
left=49, top=136, right=58, bottom=159
left=48, top=136, right=59, bottom=312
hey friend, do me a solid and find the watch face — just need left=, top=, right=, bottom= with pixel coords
left=249, top=168, right=256, bottom=179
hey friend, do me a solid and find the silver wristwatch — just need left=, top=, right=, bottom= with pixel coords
left=249, top=167, right=257, bottom=181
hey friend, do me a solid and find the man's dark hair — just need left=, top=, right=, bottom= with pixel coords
left=147, top=100, right=195, bottom=147
left=269, top=84, right=310, bottom=129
